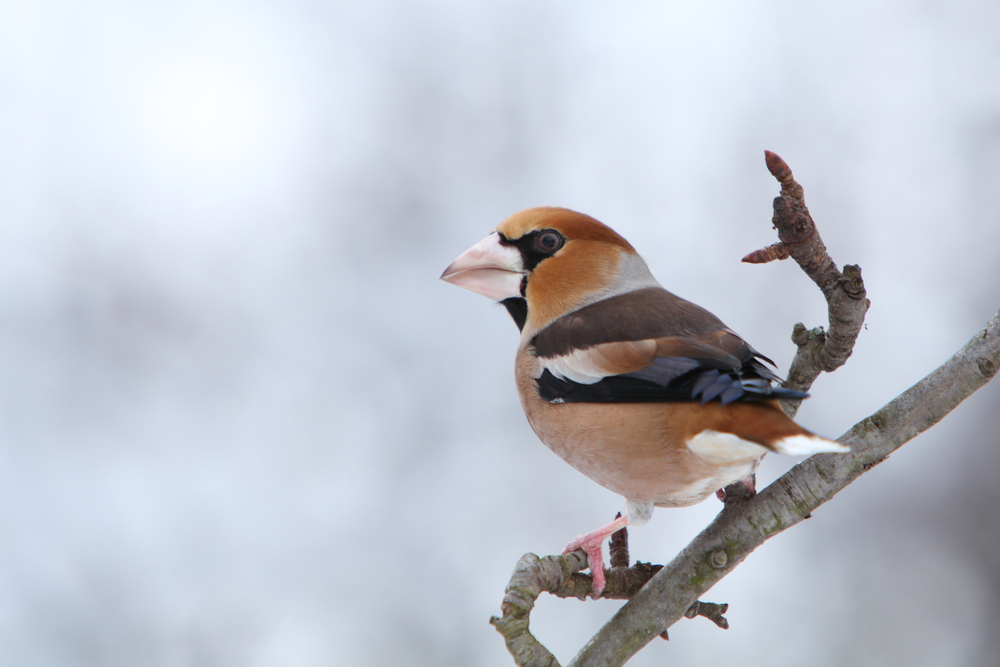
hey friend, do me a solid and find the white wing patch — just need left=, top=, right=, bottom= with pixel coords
left=685, top=430, right=769, bottom=464
left=543, top=350, right=608, bottom=384
left=772, top=434, right=849, bottom=455
left=541, top=340, right=657, bottom=384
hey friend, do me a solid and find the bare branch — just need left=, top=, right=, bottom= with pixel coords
left=567, top=307, right=1000, bottom=667
left=744, top=151, right=870, bottom=416
left=490, top=548, right=733, bottom=665
left=741, top=241, right=790, bottom=264
left=684, top=600, right=729, bottom=629
left=608, top=514, right=629, bottom=569
left=490, top=551, right=588, bottom=667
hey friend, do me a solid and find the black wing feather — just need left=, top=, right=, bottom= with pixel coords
left=537, top=360, right=807, bottom=406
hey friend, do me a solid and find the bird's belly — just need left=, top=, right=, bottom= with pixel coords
left=522, top=399, right=764, bottom=508
left=515, top=348, right=768, bottom=507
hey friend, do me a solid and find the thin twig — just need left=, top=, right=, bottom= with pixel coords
left=685, top=601, right=729, bottom=629
left=747, top=151, right=870, bottom=416
left=609, top=512, right=629, bottom=570
left=741, top=241, right=790, bottom=264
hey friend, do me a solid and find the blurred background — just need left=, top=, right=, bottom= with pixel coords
left=1, top=1, right=999, bottom=665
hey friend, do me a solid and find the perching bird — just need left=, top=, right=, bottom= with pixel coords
left=441, top=207, right=847, bottom=596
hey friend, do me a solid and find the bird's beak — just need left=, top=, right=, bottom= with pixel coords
left=441, top=232, right=525, bottom=301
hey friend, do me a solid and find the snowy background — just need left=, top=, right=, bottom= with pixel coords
left=2, top=1, right=999, bottom=665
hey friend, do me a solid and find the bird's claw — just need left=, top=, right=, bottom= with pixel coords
left=564, top=536, right=608, bottom=597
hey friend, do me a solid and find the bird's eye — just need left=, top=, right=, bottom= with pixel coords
left=535, top=231, right=564, bottom=254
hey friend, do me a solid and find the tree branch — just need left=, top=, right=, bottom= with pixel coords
left=490, top=551, right=730, bottom=666
left=743, top=151, right=871, bottom=417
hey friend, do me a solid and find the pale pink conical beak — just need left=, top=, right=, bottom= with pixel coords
left=440, top=232, right=525, bottom=301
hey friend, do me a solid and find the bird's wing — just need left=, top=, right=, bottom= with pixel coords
left=531, top=287, right=803, bottom=405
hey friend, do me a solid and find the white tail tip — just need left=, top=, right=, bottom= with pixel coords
left=773, top=434, right=849, bottom=456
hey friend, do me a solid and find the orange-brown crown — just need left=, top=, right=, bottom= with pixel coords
left=495, top=207, right=636, bottom=253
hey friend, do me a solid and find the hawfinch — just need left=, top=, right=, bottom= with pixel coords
left=441, top=207, right=847, bottom=596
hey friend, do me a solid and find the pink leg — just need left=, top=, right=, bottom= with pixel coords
left=562, top=514, right=630, bottom=597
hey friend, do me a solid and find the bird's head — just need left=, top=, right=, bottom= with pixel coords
left=441, top=207, right=659, bottom=334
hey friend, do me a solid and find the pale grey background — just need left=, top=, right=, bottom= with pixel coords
left=1, top=1, right=999, bottom=665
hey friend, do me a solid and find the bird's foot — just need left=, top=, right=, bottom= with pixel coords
left=562, top=514, right=630, bottom=597
left=564, top=536, right=608, bottom=597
